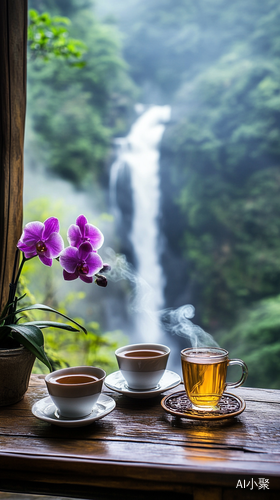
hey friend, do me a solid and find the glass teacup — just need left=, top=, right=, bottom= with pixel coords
left=181, top=347, right=248, bottom=411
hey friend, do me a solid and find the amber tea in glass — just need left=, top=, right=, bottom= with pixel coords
left=181, top=347, right=248, bottom=411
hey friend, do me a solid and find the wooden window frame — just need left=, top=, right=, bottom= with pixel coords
left=0, top=0, right=27, bottom=311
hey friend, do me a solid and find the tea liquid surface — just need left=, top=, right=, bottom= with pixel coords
left=54, top=374, right=98, bottom=385
left=122, top=349, right=164, bottom=358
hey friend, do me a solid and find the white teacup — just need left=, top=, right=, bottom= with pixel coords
left=115, top=343, right=170, bottom=390
left=45, top=366, right=106, bottom=418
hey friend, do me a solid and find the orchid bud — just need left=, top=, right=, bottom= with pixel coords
left=100, top=263, right=111, bottom=273
left=95, top=275, right=108, bottom=287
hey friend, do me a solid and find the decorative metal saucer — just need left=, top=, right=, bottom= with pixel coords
left=161, top=391, right=246, bottom=420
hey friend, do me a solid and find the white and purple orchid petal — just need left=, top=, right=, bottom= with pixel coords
left=85, top=224, right=104, bottom=250
left=60, top=246, right=79, bottom=273
left=79, top=275, right=93, bottom=284
left=17, top=239, right=37, bottom=259
left=24, top=249, right=38, bottom=259
left=63, top=269, right=79, bottom=281
left=85, top=252, right=103, bottom=276
left=42, top=217, right=60, bottom=239
left=38, top=254, right=53, bottom=267
left=77, top=242, right=93, bottom=261
left=76, top=214, right=88, bottom=236
left=67, top=224, right=82, bottom=248
left=44, top=232, right=64, bottom=258
left=20, top=221, right=44, bottom=246
left=17, top=240, right=36, bottom=254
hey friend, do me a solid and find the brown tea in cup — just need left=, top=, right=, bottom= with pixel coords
left=120, top=349, right=165, bottom=359
left=52, top=374, right=99, bottom=385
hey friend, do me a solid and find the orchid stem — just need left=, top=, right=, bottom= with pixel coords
left=11, top=248, right=19, bottom=284
left=14, top=253, right=26, bottom=292
left=5, top=251, right=26, bottom=324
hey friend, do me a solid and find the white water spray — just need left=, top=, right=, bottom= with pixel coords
left=110, top=105, right=171, bottom=342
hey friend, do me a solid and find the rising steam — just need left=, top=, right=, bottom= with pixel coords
left=105, top=249, right=218, bottom=348
left=160, top=304, right=219, bottom=348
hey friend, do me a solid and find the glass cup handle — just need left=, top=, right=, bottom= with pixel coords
left=226, top=359, right=248, bottom=389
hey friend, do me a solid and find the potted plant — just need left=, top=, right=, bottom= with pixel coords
left=0, top=214, right=110, bottom=406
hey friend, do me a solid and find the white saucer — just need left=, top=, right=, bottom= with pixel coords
left=104, top=370, right=181, bottom=399
left=32, top=394, right=116, bottom=427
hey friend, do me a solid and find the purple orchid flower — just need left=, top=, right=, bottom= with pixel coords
left=17, top=217, right=64, bottom=266
left=60, top=242, right=103, bottom=283
left=67, top=214, right=104, bottom=250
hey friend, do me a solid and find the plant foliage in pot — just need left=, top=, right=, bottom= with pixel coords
left=0, top=214, right=110, bottom=406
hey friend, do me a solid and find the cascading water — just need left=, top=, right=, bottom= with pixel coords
left=110, top=105, right=171, bottom=342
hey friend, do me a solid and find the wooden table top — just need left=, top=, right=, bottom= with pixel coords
left=0, top=375, right=280, bottom=500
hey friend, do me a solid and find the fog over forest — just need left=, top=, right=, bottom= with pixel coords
left=25, top=0, right=280, bottom=387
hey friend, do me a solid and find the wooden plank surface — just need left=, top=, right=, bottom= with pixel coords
left=0, top=375, right=280, bottom=498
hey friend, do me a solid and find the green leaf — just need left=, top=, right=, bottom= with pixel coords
left=70, top=61, right=86, bottom=68
left=28, top=9, right=86, bottom=64
left=15, top=304, right=87, bottom=334
left=52, top=16, right=71, bottom=26
left=5, top=324, right=52, bottom=371
left=21, top=321, right=79, bottom=332
left=29, top=9, right=39, bottom=21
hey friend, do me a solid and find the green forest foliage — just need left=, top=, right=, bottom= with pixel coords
left=160, top=1, right=280, bottom=387
left=27, top=0, right=137, bottom=189
left=215, top=295, right=280, bottom=388
left=28, top=9, right=87, bottom=64
left=159, top=1, right=280, bottom=326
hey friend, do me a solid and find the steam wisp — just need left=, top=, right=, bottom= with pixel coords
left=160, top=304, right=219, bottom=348
left=105, top=249, right=218, bottom=349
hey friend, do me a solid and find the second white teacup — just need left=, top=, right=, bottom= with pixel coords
left=115, top=343, right=170, bottom=390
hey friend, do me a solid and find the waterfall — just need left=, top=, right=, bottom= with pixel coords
left=110, top=105, right=171, bottom=342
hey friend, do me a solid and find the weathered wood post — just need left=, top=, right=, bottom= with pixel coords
left=0, top=0, right=27, bottom=312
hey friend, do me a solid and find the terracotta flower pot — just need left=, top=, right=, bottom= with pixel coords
left=0, top=345, right=36, bottom=406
